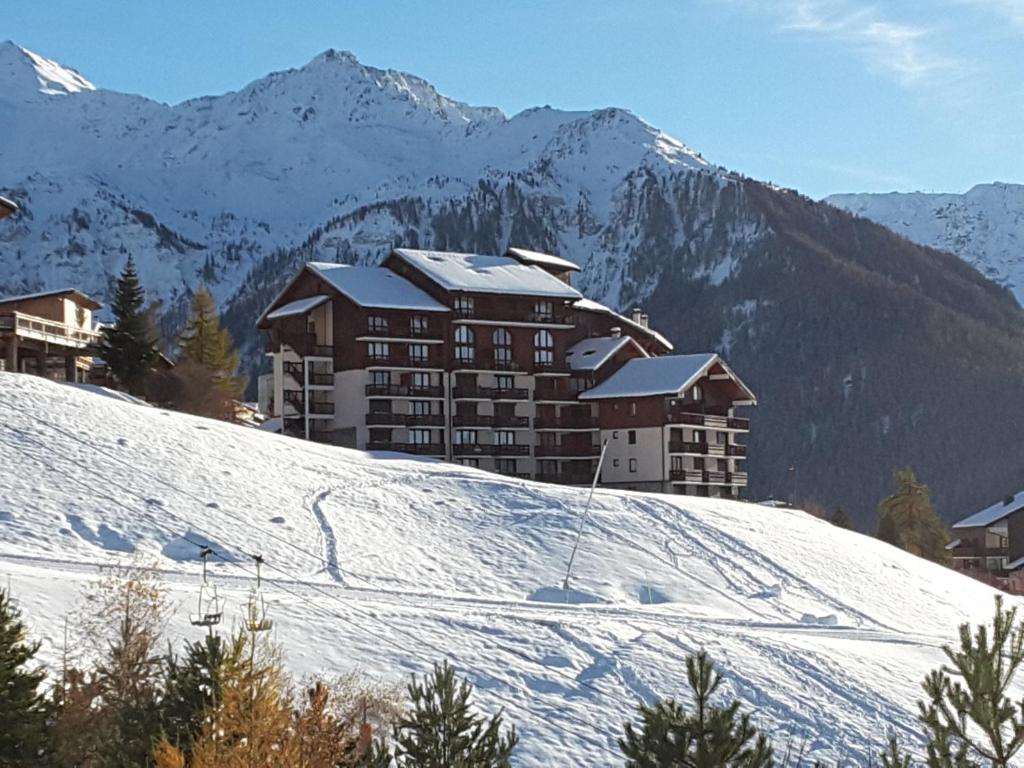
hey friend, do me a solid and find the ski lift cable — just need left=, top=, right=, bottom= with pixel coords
left=173, top=530, right=625, bottom=761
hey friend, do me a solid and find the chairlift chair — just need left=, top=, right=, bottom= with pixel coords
left=189, top=546, right=224, bottom=628
left=245, top=554, right=274, bottom=633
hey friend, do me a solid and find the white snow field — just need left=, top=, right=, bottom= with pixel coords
left=0, top=374, right=1011, bottom=765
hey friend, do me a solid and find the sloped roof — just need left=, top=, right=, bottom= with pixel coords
left=565, top=335, right=644, bottom=371
left=265, top=294, right=330, bottom=321
left=307, top=263, right=449, bottom=311
left=952, top=490, right=1024, bottom=530
left=579, top=354, right=718, bottom=400
left=391, top=249, right=581, bottom=298
left=0, top=196, right=17, bottom=219
left=571, top=297, right=673, bottom=350
left=0, top=287, right=101, bottom=310
left=505, top=247, right=580, bottom=273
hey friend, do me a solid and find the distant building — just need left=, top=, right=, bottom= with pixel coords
left=0, top=288, right=101, bottom=381
left=948, top=491, right=1024, bottom=594
left=258, top=248, right=756, bottom=498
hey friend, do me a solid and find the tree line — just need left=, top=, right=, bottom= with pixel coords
left=100, top=257, right=246, bottom=420
left=2, top=566, right=1023, bottom=766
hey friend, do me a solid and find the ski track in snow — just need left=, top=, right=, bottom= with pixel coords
left=0, top=375, right=1020, bottom=766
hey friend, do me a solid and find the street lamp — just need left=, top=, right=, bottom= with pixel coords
left=0, top=197, right=17, bottom=220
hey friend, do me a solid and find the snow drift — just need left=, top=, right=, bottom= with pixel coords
left=0, top=374, right=1011, bottom=764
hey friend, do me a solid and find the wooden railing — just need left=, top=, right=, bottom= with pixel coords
left=0, top=312, right=101, bottom=347
left=453, top=444, right=531, bottom=457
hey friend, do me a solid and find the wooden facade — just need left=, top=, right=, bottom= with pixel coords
left=258, top=249, right=755, bottom=497
left=0, top=289, right=101, bottom=382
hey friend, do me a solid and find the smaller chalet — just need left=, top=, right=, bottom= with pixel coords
left=948, top=491, right=1024, bottom=594
left=0, top=288, right=102, bottom=381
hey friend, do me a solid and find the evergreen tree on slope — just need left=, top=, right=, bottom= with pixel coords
left=877, top=467, right=950, bottom=565
left=101, top=256, right=156, bottom=395
left=620, top=650, right=772, bottom=767
left=0, top=589, right=49, bottom=766
left=174, top=287, right=246, bottom=419
left=390, top=661, right=517, bottom=767
left=159, top=634, right=226, bottom=755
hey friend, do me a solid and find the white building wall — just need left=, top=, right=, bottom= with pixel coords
left=599, top=426, right=665, bottom=485
left=334, top=368, right=369, bottom=444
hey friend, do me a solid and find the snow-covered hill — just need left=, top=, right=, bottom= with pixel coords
left=827, top=183, right=1024, bottom=304
left=0, top=374, right=1010, bottom=765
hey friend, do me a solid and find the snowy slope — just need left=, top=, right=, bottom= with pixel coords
left=0, top=40, right=715, bottom=319
left=827, top=183, right=1024, bottom=304
left=0, top=374, right=1012, bottom=765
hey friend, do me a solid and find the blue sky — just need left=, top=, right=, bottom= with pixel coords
left=5, top=0, right=1022, bottom=198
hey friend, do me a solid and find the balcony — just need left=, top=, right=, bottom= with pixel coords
left=452, top=357, right=522, bottom=372
left=453, top=444, right=531, bottom=457
left=307, top=400, right=335, bottom=415
left=362, top=325, right=443, bottom=341
left=365, top=384, right=445, bottom=398
left=453, top=386, right=529, bottom=401
left=366, top=412, right=407, bottom=426
left=726, top=444, right=747, bottom=457
left=533, top=361, right=571, bottom=375
left=533, top=388, right=577, bottom=402
left=665, top=407, right=750, bottom=431
left=534, top=415, right=599, bottom=430
left=453, top=307, right=571, bottom=325
left=452, top=414, right=531, bottom=428
left=366, top=441, right=446, bottom=455
left=365, top=411, right=444, bottom=426
left=535, top=444, right=601, bottom=458
left=668, top=441, right=706, bottom=454
left=0, top=311, right=102, bottom=349
left=670, top=469, right=704, bottom=483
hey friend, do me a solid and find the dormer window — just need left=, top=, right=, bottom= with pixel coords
left=692, top=384, right=703, bottom=402
left=368, top=315, right=387, bottom=334
left=410, top=315, right=428, bottom=336
left=454, top=296, right=474, bottom=318
left=534, top=300, right=553, bottom=322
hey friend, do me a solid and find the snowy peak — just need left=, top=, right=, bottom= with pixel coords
left=0, top=41, right=95, bottom=98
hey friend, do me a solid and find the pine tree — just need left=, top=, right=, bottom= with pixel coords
left=917, top=595, right=1024, bottom=766
left=173, top=288, right=246, bottom=419
left=0, top=589, right=49, bottom=765
left=829, top=507, right=853, bottom=530
left=159, top=634, right=227, bottom=754
left=620, top=651, right=773, bottom=767
left=390, top=661, right=517, bottom=767
left=877, top=467, right=950, bottom=565
left=101, top=256, right=157, bottom=395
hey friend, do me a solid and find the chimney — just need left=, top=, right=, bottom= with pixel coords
left=640, top=313, right=649, bottom=329
left=631, top=308, right=643, bottom=325
left=610, top=326, right=622, bottom=338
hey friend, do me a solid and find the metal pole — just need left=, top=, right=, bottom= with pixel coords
left=562, top=438, right=610, bottom=595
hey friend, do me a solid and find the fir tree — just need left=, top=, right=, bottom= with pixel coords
left=0, top=589, right=49, bottom=766
left=159, top=634, right=226, bottom=754
left=173, top=288, right=246, bottom=419
left=829, top=507, right=853, bottom=530
left=917, top=595, right=1024, bottom=766
left=877, top=468, right=950, bottom=565
left=390, top=661, right=517, bottom=767
left=101, top=256, right=156, bottom=395
left=620, top=650, right=773, bottom=767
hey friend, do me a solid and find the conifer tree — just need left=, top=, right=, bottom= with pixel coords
left=877, top=467, right=950, bottom=565
left=917, top=595, right=1024, bottom=766
left=160, top=634, right=226, bottom=754
left=0, top=589, right=49, bottom=766
left=830, top=507, right=853, bottom=530
left=620, top=651, right=773, bottom=767
left=390, top=661, right=517, bottom=767
left=173, top=288, right=246, bottom=419
left=101, top=256, right=157, bottom=395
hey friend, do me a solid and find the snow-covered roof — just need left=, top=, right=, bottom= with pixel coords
left=391, top=249, right=582, bottom=298
left=505, top=247, right=580, bottom=273
left=952, top=490, right=1024, bottom=530
left=945, top=539, right=962, bottom=551
left=0, top=287, right=101, bottom=310
left=579, top=353, right=718, bottom=400
left=265, top=294, right=330, bottom=321
left=572, top=297, right=673, bottom=350
left=308, top=263, right=448, bottom=312
left=565, top=335, right=645, bottom=371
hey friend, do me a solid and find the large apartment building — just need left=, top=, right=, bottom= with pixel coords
left=258, top=248, right=756, bottom=498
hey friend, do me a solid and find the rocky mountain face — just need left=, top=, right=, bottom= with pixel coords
left=827, top=184, right=1024, bottom=304
left=3, top=41, right=1024, bottom=526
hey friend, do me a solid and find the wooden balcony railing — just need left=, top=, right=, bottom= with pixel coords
left=533, top=388, right=577, bottom=402
left=534, top=416, right=599, bottom=430
left=0, top=312, right=101, bottom=348
left=453, top=444, right=531, bottom=457
left=365, top=384, right=445, bottom=398
left=365, top=412, right=444, bottom=426
left=453, top=386, right=529, bottom=401
left=365, top=441, right=446, bottom=455
left=535, top=444, right=601, bottom=458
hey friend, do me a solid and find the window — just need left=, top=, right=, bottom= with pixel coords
left=410, top=400, right=431, bottom=416
left=454, top=296, right=474, bottom=318
left=455, top=326, right=475, bottom=364
left=716, top=431, right=726, bottom=445
left=369, top=400, right=391, bottom=414
left=495, top=458, right=517, bottom=474
left=534, top=300, right=553, bottom=321
left=459, top=458, right=480, bottom=468
left=410, top=315, right=428, bottom=336
left=539, top=432, right=557, bottom=448
left=692, top=429, right=705, bottom=444
left=538, top=460, right=558, bottom=475
left=409, top=343, right=429, bottom=363
left=367, top=342, right=389, bottom=362
left=369, top=370, right=390, bottom=386
left=493, top=328, right=513, bottom=366
left=692, top=384, right=703, bottom=401
left=410, top=372, right=432, bottom=391
left=368, top=315, right=387, bottom=333
left=670, top=456, right=684, bottom=471
left=612, top=458, right=620, bottom=468
left=495, top=374, right=514, bottom=391
left=628, top=430, right=636, bottom=445
left=629, top=458, right=638, bottom=473
left=495, top=431, right=515, bottom=446
left=534, top=329, right=554, bottom=366
left=629, top=402, right=637, bottom=416
left=409, top=429, right=432, bottom=445
left=455, top=430, right=478, bottom=445
left=368, top=428, right=391, bottom=443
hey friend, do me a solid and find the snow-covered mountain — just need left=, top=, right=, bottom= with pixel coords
left=0, top=40, right=718, bottom=322
left=827, top=183, right=1024, bottom=304
left=1, top=374, right=1013, bottom=765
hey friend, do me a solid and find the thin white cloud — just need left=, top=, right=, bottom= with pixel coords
left=728, top=0, right=960, bottom=88
left=958, top=0, right=1024, bottom=31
